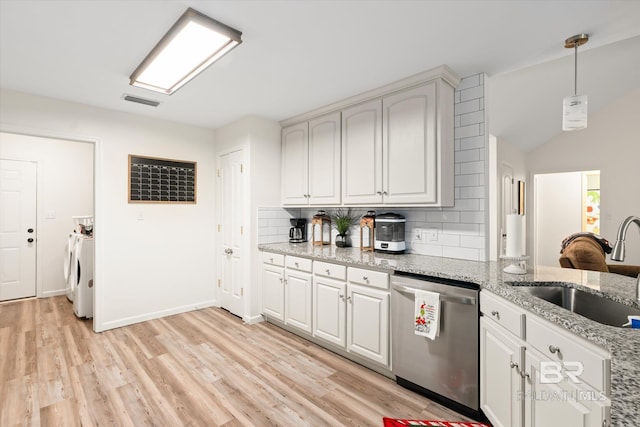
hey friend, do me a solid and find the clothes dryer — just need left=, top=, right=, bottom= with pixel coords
left=72, top=236, right=94, bottom=318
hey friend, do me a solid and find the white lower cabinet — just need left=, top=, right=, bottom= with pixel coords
left=480, top=291, right=611, bottom=427
left=262, top=253, right=312, bottom=333
left=313, top=261, right=390, bottom=368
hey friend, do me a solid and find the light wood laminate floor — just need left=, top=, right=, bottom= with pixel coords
left=0, top=296, right=472, bottom=426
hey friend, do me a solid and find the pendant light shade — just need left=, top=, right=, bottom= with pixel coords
left=562, top=34, right=589, bottom=131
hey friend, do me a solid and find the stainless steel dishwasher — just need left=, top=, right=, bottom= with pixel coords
left=391, top=273, right=481, bottom=419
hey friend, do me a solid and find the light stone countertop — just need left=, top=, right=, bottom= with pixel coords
left=259, top=242, right=640, bottom=426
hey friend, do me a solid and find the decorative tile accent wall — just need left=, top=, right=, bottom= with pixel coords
left=257, top=74, right=487, bottom=261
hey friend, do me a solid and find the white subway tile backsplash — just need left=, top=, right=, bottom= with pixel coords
left=460, top=235, right=485, bottom=249
left=460, top=110, right=484, bottom=127
left=455, top=149, right=480, bottom=163
left=456, top=74, right=480, bottom=90
left=460, top=85, right=483, bottom=102
left=460, top=185, right=485, bottom=199
left=443, top=246, right=481, bottom=261
left=455, top=173, right=481, bottom=187
left=443, top=223, right=480, bottom=235
left=447, top=198, right=480, bottom=211
left=460, top=211, right=485, bottom=224
left=455, top=124, right=480, bottom=139
left=455, top=99, right=480, bottom=116
left=426, top=211, right=460, bottom=223
left=460, top=161, right=485, bottom=175
left=460, top=135, right=485, bottom=150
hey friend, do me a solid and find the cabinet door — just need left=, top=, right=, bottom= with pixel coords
left=341, top=99, right=383, bottom=204
left=262, top=264, right=284, bottom=321
left=382, top=82, right=437, bottom=204
left=313, top=276, right=346, bottom=347
left=308, top=112, right=341, bottom=205
left=524, top=347, right=608, bottom=427
left=284, top=270, right=313, bottom=333
left=282, top=122, right=309, bottom=204
left=347, top=284, right=389, bottom=366
left=480, top=318, right=525, bottom=427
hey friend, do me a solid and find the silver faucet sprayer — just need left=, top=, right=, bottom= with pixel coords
left=610, top=215, right=640, bottom=301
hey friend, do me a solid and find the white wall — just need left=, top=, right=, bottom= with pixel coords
left=1, top=89, right=217, bottom=331
left=533, top=172, right=583, bottom=267
left=214, top=116, right=281, bottom=322
left=527, top=89, right=640, bottom=266
left=0, top=132, right=93, bottom=297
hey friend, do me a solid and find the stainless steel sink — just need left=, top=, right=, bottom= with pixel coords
left=515, top=285, right=640, bottom=327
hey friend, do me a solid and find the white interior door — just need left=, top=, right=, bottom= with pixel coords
left=0, top=159, right=37, bottom=301
left=217, top=149, right=245, bottom=317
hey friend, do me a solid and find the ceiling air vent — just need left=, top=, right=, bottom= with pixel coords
left=122, top=94, right=160, bottom=107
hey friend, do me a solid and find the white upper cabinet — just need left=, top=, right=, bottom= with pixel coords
left=282, top=112, right=341, bottom=205
left=341, top=99, right=383, bottom=204
left=281, top=122, right=309, bottom=205
left=308, top=112, right=341, bottom=205
left=282, top=65, right=459, bottom=207
left=383, top=82, right=439, bottom=205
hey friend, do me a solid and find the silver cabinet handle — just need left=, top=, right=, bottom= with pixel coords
left=269, top=257, right=274, bottom=263
left=491, top=310, right=500, bottom=319
left=339, top=294, right=345, bottom=301
left=295, top=262, right=299, bottom=268
left=510, top=362, right=522, bottom=376
left=549, top=345, right=560, bottom=354
left=376, top=191, right=382, bottom=195
left=382, top=191, right=388, bottom=195
left=362, top=276, right=369, bottom=282
left=347, top=296, right=352, bottom=303
left=279, top=277, right=283, bottom=283
left=521, top=371, right=530, bottom=380
left=225, top=248, right=233, bottom=254
left=510, top=362, right=519, bottom=369
left=325, top=269, right=331, bottom=275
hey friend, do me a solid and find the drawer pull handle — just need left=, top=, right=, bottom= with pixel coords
left=295, top=262, right=299, bottom=268
left=339, top=294, right=345, bottom=301
left=510, top=362, right=522, bottom=376
left=326, top=269, right=331, bottom=275
left=347, top=296, right=352, bottom=303
left=363, top=276, right=369, bottom=281
left=270, top=258, right=274, bottom=263
left=491, top=310, right=500, bottom=319
left=520, top=371, right=530, bottom=380
left=548, top=345, right=560, bottom=354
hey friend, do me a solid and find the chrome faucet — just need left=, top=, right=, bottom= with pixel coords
left=610, top=215, right=640, bottom=301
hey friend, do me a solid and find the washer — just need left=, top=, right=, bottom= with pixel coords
left=72, top=236, right=94, bottom=318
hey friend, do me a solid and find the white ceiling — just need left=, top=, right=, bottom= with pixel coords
left=1, top=1, right=640, bottom=151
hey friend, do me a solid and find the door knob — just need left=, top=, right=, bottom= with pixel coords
left=27, top=228, right=34, bottom=233
left=225, top=248, right=234, bottom=254
left=27, top=238, right=34, bottom=243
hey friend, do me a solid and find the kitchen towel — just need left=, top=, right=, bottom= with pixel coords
left=505, top=213, right=525, bottom=257
left=414, top=290, right=440, bottom=340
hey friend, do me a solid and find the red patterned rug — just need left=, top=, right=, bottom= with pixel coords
left=382, top=418, right=491, bottom=427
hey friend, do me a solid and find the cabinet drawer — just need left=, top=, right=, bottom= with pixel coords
left=263, top=252, right=285, bottom=267
left=527, top=315, right=610, bottom=392
left=313, top=261, right=346, bottom=280
left=347, top=267, right=388, bottom=290
left=480, top=291, right=525, bottom=339
left=285, top=255, right=312, bottom=272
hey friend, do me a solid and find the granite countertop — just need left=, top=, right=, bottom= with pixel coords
left=259, top=242, right=640, bottom=425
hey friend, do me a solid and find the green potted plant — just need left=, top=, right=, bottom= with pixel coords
left=331, top=208, right=358, bottom=247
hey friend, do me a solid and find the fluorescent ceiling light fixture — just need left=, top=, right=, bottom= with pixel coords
left=130, top=8, right=242, bottom=95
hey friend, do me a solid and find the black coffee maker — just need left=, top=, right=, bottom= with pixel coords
left=289, top=218, right=307, bottom=243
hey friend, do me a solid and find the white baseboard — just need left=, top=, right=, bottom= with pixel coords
left=94, top=300, right=217, bottom=332
left=41, top=289, right=69, bottom=298
left=243, top=313, right=265, bottom=325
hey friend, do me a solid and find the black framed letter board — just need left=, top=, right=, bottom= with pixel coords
left=128, top=155, right=197, bottom=204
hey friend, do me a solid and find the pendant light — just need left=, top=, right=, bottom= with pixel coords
left=562, top=34, right=589, bottom=131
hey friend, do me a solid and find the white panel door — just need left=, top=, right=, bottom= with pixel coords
left=281, top=122, right=309, bottom=205
left=308, top=112, right=341, bottom=205
left=0, top=159, right=37, bottom=301
left=313, top=276, right=346, bottom=347
left=284, top=269, right=312, bottom=333
left=342, top=99, right=383, bottom=204
left=218, top=149, right=245, bottom=317
left=346, top=284, right=389, bottom=366
left=383, top=82, right=437, bottom=204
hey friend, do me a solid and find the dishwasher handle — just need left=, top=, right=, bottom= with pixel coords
left=391, top=283, right=477, bottom=306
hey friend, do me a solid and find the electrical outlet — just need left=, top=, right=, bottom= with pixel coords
left=414, top=228, right=422, bottom=241
left=427, top=228, right=438, bottom=242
